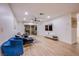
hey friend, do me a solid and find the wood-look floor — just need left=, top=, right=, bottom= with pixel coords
left=23, top=36, right=79, bottom=56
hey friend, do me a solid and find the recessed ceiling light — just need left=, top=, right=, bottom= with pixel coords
left=25, top=11, right=28, bottom=15
left=47, top=16, right=50, bottom=19
left=24, top=18, right=26, bottom=21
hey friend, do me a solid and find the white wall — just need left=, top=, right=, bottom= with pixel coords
left=77, top=22, right=79, bottom=37
left=17, top=22, right=24, bottom=34
left=13, top=17, right=24, bottom=35
left=77, top=14, right=79, bottom=42
left=0, top=4, right=18, bottom=45
left=37, top=15, right=72, bottom=44
left=77, top=14, right=79, bottom=37
left=77, top=22, right=79, bottom=43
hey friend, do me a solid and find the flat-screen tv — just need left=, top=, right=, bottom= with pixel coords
left=45, top=24, right=53, bottom=31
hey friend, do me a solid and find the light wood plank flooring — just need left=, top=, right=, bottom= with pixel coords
left=23, top=36, right=79, bottom=56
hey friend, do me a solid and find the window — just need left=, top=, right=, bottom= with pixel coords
left=49, top=25, right=52, bottom=31
left=45, top=24, right=53, bottom=31
left=45, top=25, right=48, bottom=31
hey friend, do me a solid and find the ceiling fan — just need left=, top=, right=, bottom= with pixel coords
left=31, top=13, right=44, bottom=23
left=32, top=17, right=40, bottom=23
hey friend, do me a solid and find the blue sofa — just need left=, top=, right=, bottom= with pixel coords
left=1, top=37, right=24, bottom=56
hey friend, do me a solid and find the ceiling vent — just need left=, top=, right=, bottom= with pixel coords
left=40, top=13, right=44, bottom=15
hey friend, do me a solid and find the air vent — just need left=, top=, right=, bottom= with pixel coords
left=40, top=13, right=44, bottom=15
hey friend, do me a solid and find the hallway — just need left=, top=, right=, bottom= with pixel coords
left=23, top=36, right=79, bottom=56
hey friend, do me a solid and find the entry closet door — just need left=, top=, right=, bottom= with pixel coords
left=24, top=25, right=37, bottom=35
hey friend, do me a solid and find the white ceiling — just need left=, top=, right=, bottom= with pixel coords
left=9, top=3, right=79, bottom=23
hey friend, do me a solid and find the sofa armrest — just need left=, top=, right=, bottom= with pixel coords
left=2, top=41, right=11, bottom=47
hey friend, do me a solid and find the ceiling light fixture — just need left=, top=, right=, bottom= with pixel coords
left=25, top=11, right=28, bottom=15
left=47, top=16, right=50, bottom=19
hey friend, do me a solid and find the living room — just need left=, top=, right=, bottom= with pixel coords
left=0, top=3, right=79, bottom=56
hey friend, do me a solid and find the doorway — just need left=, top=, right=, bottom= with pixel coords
left=24, top=25, right=37, bottom=35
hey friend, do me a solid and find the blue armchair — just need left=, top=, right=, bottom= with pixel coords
left=1, top=37, right=24, bottom=56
